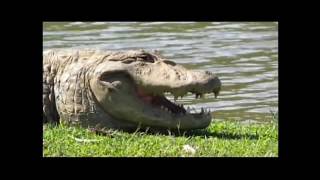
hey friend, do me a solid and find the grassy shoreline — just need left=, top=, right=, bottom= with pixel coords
left=43, top=120, right=278, bottom=157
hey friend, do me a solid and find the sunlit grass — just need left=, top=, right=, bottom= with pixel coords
left=43, top=120, right=278, bottom=157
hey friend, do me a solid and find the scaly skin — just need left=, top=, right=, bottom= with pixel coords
left=43, top=49, right=221, bottom=131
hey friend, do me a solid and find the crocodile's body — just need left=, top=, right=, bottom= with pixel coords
left=43, top=49, right=221, bottom=131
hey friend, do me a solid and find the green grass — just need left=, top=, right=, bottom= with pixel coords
left=43, top=120, right=278, bottom=157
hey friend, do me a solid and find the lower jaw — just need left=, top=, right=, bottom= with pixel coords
left=105, top=111, right=212, bottom=130
left=133, top=111, right=212, bottom=129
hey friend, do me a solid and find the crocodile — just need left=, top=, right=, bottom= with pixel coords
left=43, top=49, right=221, bottom=131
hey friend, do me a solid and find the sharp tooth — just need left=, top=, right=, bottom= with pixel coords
left=171, top=91, right=177, bottom=98
left=213, top=90, right=219, bottom=98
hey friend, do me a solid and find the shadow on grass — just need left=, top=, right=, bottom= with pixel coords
left=91, top=128, right=259, bottom=140
left=182, top=130, right=259, bottom=140
left=44, top=122, right=259, bottom=140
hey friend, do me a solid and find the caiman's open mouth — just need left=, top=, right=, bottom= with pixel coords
left=95, top=68, right=221, bottom=130
left=136, top=85, right=220, bottom=116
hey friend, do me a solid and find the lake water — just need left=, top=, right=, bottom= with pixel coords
left=43, top=22, right=278, bottom=123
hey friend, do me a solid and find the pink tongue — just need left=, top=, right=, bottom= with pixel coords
left=137, top=87, right=153, bottom=103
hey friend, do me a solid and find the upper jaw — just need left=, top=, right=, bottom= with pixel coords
left=135, top=75, right=221, bottom=100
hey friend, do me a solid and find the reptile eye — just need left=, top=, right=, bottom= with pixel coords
left=137, top=54, right=155, bottom=63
